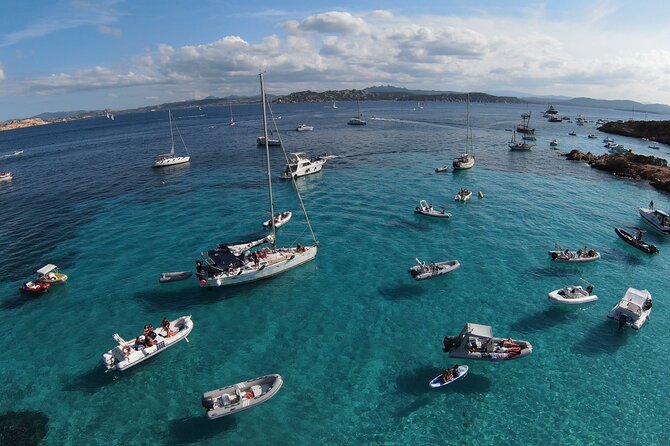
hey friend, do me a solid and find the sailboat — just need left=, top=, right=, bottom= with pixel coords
left=452, top=94, right=475, bottom=170
left=153, top=110, right=191, bottom=167
left=508, top=128, right=533, bottom=151
left=347, top=100, right=366, bottom=126
left=228, top=102, right=236, bottom=126
left=194, top=73, right=318, bottom=287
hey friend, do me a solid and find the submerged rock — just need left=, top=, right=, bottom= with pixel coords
left=563, top=150, right=670, bottom=193
left=0, top=411, right=48, bottom=446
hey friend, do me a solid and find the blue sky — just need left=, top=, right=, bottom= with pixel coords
left=1, top=0, right=670, bottom=120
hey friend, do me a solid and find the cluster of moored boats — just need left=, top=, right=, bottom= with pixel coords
left=409, top=199, right=665, bottom=387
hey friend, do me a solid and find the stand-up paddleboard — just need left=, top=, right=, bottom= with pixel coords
left=429, top=365, right=469, bottom=388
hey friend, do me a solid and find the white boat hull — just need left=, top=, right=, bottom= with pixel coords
left=639, top=208, right=670, bottom=234
left=409, top=260, right=460, bottom=280
left=199, top=246, right=317, bottom=287
left=429, top=365, right=469, bottom=388
left=202, top=374, right=283, bottom=419
left=102, top=315, right=193, bottom=371
left=548, top=250, right=600, bottom=262
left=548, top=286, right=598, bottom=305
left=153, top=155, right=190, bottom=167
left=607, top=288, right=652, bottom=330
left=279, top=160, right=326, bottom=179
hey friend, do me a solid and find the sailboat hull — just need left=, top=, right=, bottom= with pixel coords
left=153, top=155, right=190, bottom=167
left=199, top=246, right=317, bottom=287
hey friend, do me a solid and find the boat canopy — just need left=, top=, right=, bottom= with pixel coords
left=653, top=209, right=669, bottom=217
left=622, top=288, right=651, bottom=309
left=36, top=264, right=58, bottom=275
left=459, top=323, right=493, bottom=339
left=204, top=249, right=244, bottom=269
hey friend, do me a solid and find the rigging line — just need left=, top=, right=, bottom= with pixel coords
left=171, top=114, right=190, bottom=156
left=266, top=100, right=319, bottom=245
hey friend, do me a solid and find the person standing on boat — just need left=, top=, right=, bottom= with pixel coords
left=649, top=200, right=654, bottom=210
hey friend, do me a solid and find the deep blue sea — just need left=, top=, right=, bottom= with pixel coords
left=1, top=100, right=669, bottom=445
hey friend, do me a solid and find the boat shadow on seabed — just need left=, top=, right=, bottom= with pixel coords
left=378, top=283, right=429, bottom=301
left=571, top=320, right=631, bottom=356
left=510, top=307, right=578, bottom=333
left=168, top=415, right=238, bottom=444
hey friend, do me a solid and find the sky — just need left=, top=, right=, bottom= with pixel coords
left=1, top=0, right=670, bottom=120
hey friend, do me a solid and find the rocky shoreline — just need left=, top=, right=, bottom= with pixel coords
left=564, top=149, right=670, bottom=193
left=598, top=120, right=670, bottom=145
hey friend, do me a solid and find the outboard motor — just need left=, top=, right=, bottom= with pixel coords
left=443, top=336, right=456, bottom=352
left=617, top=314, right=628, bottom=331
left=201, top=396, right=214, bottom=410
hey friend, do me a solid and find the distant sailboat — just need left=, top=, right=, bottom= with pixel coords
left=347, top=100, right=366, bottom=126
left=153, top=110, right=191, bottom=167
left=228, top=103, right=236, bottom=126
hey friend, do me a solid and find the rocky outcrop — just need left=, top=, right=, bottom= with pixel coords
left=598, top=120, right=670, bottom=145
left=0, top=118, right=49, bottom=132
left=564, top=150, right=670, bottom=193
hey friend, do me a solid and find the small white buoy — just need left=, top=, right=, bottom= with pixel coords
left=478, top=191, right=484, bottom=198
left=161, top=181, right=166, bottom=185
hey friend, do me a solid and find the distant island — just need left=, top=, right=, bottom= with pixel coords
left=3, top=85, right=670, bottom=133
left=564, top=150, right=670, bottom=193
left=598, top=120, right=670, bottom=145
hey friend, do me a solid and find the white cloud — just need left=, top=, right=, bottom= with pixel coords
left=5, top=7, right=670, bottom=104
left=299, top=11, right=368, bottom=34
left=98, top=25, right=122, bottom=38
left=0, top=0, right=121, bottom=47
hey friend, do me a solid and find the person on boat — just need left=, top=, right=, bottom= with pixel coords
left=649, top=200, right=654, bottom=210
left=586, top=285, right=594, bottom=295
left=635, top=231, right=643, bottom=242
left=162, top=317, right=176, bottom=336
left=133, top=336, right=144, bottom=350
left=451, top=364, right=460, bottom=378
left=441, top=368, right=453, bottom=383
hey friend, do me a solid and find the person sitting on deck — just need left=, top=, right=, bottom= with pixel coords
left=162, top=317, right=176, bottom=336
left=441, top=368, right=453, bottom=383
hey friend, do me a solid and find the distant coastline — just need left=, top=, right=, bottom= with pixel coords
left=598, top=120, right=670, bottom=145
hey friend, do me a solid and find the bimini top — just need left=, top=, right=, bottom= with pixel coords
left=204, top=249, right=244, bottom=269
left=287, top=152, right=308, bottom=162
left=653, top=209, right=669, bottom=217
left=36, top=264, right=58, bottom=275
left=621, top=288, right=651, bottom=311
left=459, top=323, right=493, bottom=339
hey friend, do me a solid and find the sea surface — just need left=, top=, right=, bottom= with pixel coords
left=1, top=99, right=669, bottom=445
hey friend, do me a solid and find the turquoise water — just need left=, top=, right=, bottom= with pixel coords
left=1, top=101, right=669, bottom=445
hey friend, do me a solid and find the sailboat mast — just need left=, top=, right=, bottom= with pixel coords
left=259, top=73, right=277, bottom=247
left=466, top=94, right=471, bottom=155
left=168, top=110, right=175, bottom=156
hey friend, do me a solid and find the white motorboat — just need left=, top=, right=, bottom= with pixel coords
left=607, top=288, right=653, bottom=330
left=0, top=172, right=13, bottom=182
left=256, top=136, right=281, bottom=146
left=159, top=271, right=193, bottom=283
left=454, top=188, right=472, bottom=201
left=35, top=264, right=68, bottom=284
left=202, top=374, right=283, bottom=419
left=263, top=211, right=292, bottom=228
left=429, top=365, right=468, bottom=388
left=549, top=244, right=600, bottom=262
left=347, top=100, right=366, bottom=125
left=435, top=166, right=449, bottom=173
left=195, top=74, right=318, bottom=288
left=296, top=124, right=314, bottom=132
left=606, top=142, right=630, bottom=154
left=545, top=105, right=558, bottom=115
left=332, top=101, right=338, bottom=109
left=548, top=284, right=598, bottom=305
left=639, top=207, right=670, bottom=234
left=550, top=139, right=558, bottom=147
left=0, top=149, right=23, bottom=159
left=452, top=94, right=475, bottom=170
left=409, top=258, right=460, bottom=280
left=414, top=200, right=451, bottom=218
left=603, top=136, right=614, bottom=143
left=102, top=315, right=193, bottom=371
left=588, top=134, right=597, bottom=139
left=442, top=323, right=532, bottom=361
left=153, top=110, right=191, bottom=167
left=279, top=152, right=327, bottom=179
